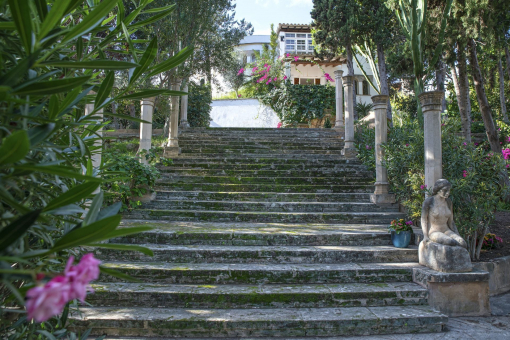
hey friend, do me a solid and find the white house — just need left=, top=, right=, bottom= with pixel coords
left=236, top=35, right=271, bottom=64
left=276, top=23, right=376, bottom=106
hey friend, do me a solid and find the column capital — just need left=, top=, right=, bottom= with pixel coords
left=371, top=95, right=389, bottom=111
left=171, top=78, right=183, bottom=86
left=342, top=75, right=354, bottom=86
left=334, top=70, right=344, bottom=79
left=418, top=91, right=444, bottom=114
left=142, top=97, right=156, bottom=106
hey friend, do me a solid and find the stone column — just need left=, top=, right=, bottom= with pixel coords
left=84, top=93, right=103, bottom=194
left=284, top=62, right=291, bottom=81
left=342, top=76, right=357, bottom=158
left=164, top=78, right=182, bottom=157
left=419, top=91, right=444, bottom=191
left=138, top=97, right=155, bottom=164
left=334, top=70, right=344, bottom=133
left=370, top=95, right=395, bottom=205
left=179, top=83, right=190, bottom=128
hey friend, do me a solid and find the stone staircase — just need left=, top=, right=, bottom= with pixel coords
left=72, top=128, right=447, bottom=337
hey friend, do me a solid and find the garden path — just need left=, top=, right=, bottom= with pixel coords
left=72, top=128, right=447, bottom=337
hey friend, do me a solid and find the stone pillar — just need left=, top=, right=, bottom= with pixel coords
left=164, top=78, right=182, bottom=157
left=84, top=93, right=103, bottom=194
left=284, top=62, right=291, bottom=81
left=370, top=95, right=395, bottom=205
left=138, top=97, right=155, bottom=165
left=342, top=76, right=357, bottom=158
left=179, top=83, right=190, bottom=128
left=419, top=91, right=443, bottom=191
left=334, top=70, right=344, bottom=133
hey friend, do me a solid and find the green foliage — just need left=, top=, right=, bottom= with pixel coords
left=260, top=84, right=335, bottom=125
left=188, top=82, right=213, bottom=127
left=0, top=0, right=190, bottom=336
left=324, top=118, right=332, bottom=129
left=354, top=102, right=374, bottom=119
left=391, top=92, right=418, bottom=121
left=355, top=115, right=506, bottom=259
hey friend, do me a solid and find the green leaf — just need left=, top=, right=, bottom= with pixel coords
left=64, top=0, right=84, bottom=15
left=142, top=4, right=176, bottom=13
left=8, top=0, right=33, bottom=53
left=38, top=0, right=72, bottom=41
left=0, top=130, right=30, bottom=165
left=102, top=112, right=150, bottom=124
left=77, top=36, right=84, bottom=60
left=83, top=191, right=103, bottom=226
left=146, top=47, right=193, bottom=78
left=0, top=210, right=41, bottom=252
left=87, top=243, right=153, bottom=256
left=129, top=6, right=176, bottom=29
left=34, top=0, right=49, bottom=22
left=37, top=330, right=57, bottom=340
left=118, top=89, right=187, bottom=100
left=121, top=22, right=138, bottom=63
left=96, top=202, right=121, bottom=220
left=40, top=60, right=139, bottom=69
left=13, top=164, right=103, bottom=182
left=62, top=0, right=118, bottom=43
left=103, top=226, right=153, bottom=239
left=13, top=76, right=91, bottom=96
left=99, top=265, right=142, bottom=282
left=51, top=215, right=121, bottom=252
left=28, top=123, right=55, bottom=146
left=0, top=22, right=16, bottom=30
left=95, top=71, right=114, bottom=108
left=0, top=53, right=39, bottom=87
left=44, top=182, right=100, bottom=212
left=57, top=86, right=94, bottom=117
left=0, top=186, right=30, bottom=214
left=129, top=37, right=157, bottom=85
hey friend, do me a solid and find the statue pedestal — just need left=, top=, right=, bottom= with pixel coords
left=413, top=266, right=491, bottom=317
left=419, top=240, right=472, bottom=273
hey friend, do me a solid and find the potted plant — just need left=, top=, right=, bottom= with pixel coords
left=388, top=219, right=414, bottom=248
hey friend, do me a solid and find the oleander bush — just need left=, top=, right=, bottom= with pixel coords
left=0, top=0, right=191, bottom=338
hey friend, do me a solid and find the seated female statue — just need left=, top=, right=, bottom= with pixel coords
left=421, top=179, right=467, bottom=248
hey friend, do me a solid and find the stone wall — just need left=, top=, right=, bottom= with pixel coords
left=474, top=255, right=510, bottom=296
left=210, top=99, right=279, bottom=128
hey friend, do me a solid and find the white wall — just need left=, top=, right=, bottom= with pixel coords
left=210, top=99, right=280, bottom=128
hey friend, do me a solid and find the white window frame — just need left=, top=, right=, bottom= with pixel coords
left=284, top=32, right=314, bottom=54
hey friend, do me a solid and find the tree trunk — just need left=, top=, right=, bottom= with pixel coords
left=505, top=45, right=510, bottom=80
left=488, top=66, right=496, bottom=90
left=435, top=60, right=447, bottom=113
left=468, top=39, right=500, bottom=153
left=128, top=104, right=136, bottom=129
left=377, top=43, right=392, bottom=124
left=498, top=55, right=509, bottom=122
left=346, top=41, right=357, bottom=120
left=451, top=63, right=471, bottom=142
left=112, top=102, right=119, bottom=129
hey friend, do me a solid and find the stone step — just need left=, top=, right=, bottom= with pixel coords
left=88, top=282, right=428, bottom=309
left=167, top=158, right=361, bottom=166
left=123, top=209, right=404, bottom=223
left=179, top=149, right=343, bottom=155
left=95, top=244, right=418, bottom=264
left=178, top=141, right=345, bottom=146
left=161, top=163, right=365, bottom=171
left=139, top=200, right=398, bottom=213
left=158, top=169, right=372, bottom=177
left=176, top=154, right=349, bottom=160
left=154, top=183, right=374, bottom=193
left=70, top=305, right=446, bottom=337
left=98, top=262, right=420, bottom=284
left=115, top=221, right=397, bottom=246
left=154, top=191, right=372, bottom=202
left=157, top=175, right=373, bottom=185
left=179, top=143, right=344, bottom=148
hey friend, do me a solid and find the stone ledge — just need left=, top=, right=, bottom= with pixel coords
left=473, top=255, right=510, bottom=296
left=413, top=267, right=489, bottom=287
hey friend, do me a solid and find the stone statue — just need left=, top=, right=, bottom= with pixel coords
left=419, top=179, right=472, bottom=273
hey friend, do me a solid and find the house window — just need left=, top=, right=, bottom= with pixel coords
left=294, top=77, right=300, bottom=85
left=298, top=78, right=320, bottom=85
left=297, top=39, right=306, bottom=51
left=362, top=80, right=369, bottom=95
left=285, top=33, right=295, bottom=38
left=297, top=33, right=307, bottom=38
left=354, top=80, right=359, bottom=95
left=308, top=40, right=314, bottom=51
left=315, top=78, right=321, bottom=85
left=285, top=39, right=295, bottom=51
left=251, top=53, right=256, bottom=62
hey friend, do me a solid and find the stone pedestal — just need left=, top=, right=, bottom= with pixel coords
left=419, top=91, right=443, bottom=191
left=341, top=76, right=357, bottom=158
left=164, top=78, right=182, bottom=157
left=413, top=267, right=490, bottom=316
left=419, top=240, right=473, bottom=273
left=179, top=84, right=190, bottom=128
left=370, top=95, right=395, bottom=205
left=138, top=97, right=155, bottom=165
left=334, top=70, right=344, bottom=135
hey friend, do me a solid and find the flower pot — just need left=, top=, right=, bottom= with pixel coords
left=390, top=230, right=412, bottom=248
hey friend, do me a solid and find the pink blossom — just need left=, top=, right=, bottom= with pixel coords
left=507, top=164, right=509, bottom=168
left=405, top=144, right=409, bottom=147
left=286, top=53, right=290, bottom=57
left=507, top=137, right=510, bottom=143
left=274, top=77, right=277, bottom=81
left=463, top=142, right=467, bottom=146
left=283, top=75, right=287, bottom=80
left=463, top=170, right=468, bottom=178
left=237, top=94, right=242, bottom=98
left=237, top=68, right=244, bottom=76
left=26, top=276, right=71, bottom=322
left=263, top=63, right=268, bottom=68
left=252, top=66, right=258, bottom=73
left=65, top=254, right=101, bottom=302
left=420, top=185, right=427, bottom=190
left=294, top=56, right=299, bottom=62
left=324, top=73, right=334, bottom=82
left=277, top=122, right=282, bottom=128
left=365, top=145, right=371, bottom=150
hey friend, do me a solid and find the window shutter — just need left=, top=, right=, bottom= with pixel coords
left=294, top=78, right=299, bottom=85
left=315, top=78, right=321, bottom=85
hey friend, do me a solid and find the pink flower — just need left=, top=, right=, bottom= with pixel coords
left=237, top=94, right=242, bottom=98
left=405, top=144, right=409, bottom=147
left=441, top=123, right=445, bottom=126
left=475, top=143, right=479, bottom=146
left=463, top=142, right=467, bottom=146
left=507, top=137, right=510, bottom=143
left=365, top=145, right=371, bottom=150
left=274, top=77, right=277, bottom=81
left=286, top=53, right=290, bottom=57
left=65, top=254, right=101, bottom=302
left=294, top=56, right=299, bottom=62
left=263, top=63, right=268, bottom=68
left=463, top=170, right=468, bottom=178
left=283, top=75, right=287, bottom=80
left=277, top=122, right=282, bottom=128
left=506, top=164, right=509, bottom=168
left=252, top=66, right=258, bottom=73
left=324, top=73, right=334, bottom=82
left=420, top=185, right=427, bottom=190
left=237, top=68, right=244, bottom=76
left=26, top=276, right=71, bottom=322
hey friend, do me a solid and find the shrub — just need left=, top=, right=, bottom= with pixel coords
left=355, top=102, right=374, bottom=120
left=188, top=82, right=212, bottom=127
left=355, top=114, right=507, bottom=259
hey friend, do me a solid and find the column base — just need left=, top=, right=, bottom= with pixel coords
left=370, top=193, right=396, bottom=205
left=180, top=120, right=190, bottom=128
left=163, top=146, right=181, bottom=158
left=413, top=267, right=490, bottom=317
left=341, top=147, right=357, bottom=158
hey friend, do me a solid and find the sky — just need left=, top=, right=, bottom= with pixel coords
left=234, top=0, right=314, bottom=35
